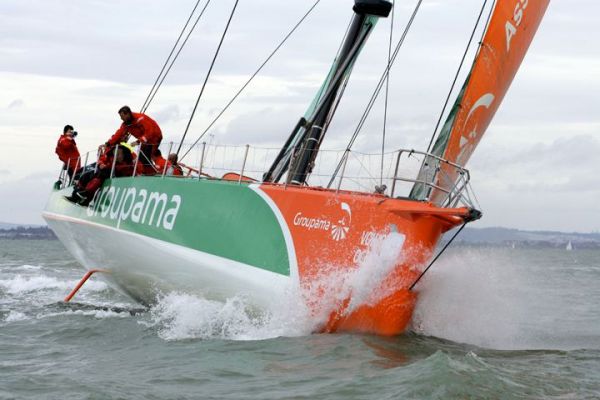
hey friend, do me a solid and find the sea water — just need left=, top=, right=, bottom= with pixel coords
left=1, top=239, right=599, bottom=399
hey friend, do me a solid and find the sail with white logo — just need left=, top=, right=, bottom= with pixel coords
left=411, top=0, right=550, bottom=204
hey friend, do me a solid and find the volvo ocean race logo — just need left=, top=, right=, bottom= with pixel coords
left=86, top=185, right=182, bottom=231
left=292, top=202, right=352, bottom=241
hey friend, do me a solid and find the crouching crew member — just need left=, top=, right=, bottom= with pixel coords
left=103, top=106, right=162, bottom=175
left=167, top=153, right=184, bottom=176
left=152, top=149, right=169, bottom=175
left=55, top=125, right=81, bottom=179
left=67, top=145, right=135, bottom=205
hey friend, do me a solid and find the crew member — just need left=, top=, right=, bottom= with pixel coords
left=152, top=149, right=169, bottom=175
left=68, top=145, right=135, bottom=205
left=103, top=106, right=162, bottom=175
left=167, top=153, right=184, bottom=176
left=55, top=125, right=81, bottom=178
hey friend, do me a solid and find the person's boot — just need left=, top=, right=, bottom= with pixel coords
left=64, top=188, right=82, bottom=204
left=78, top=192, right=91, bottom=206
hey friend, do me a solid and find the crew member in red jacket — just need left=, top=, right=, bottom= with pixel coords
left=67, top=145, right=135, bottom=205
left=167, top=153, right=184, bottom=176
left=55, top=125, right=81, bottom=178
left=103, top=106, right=162, bottom=175
left=151, top=149, right=169, bottom=175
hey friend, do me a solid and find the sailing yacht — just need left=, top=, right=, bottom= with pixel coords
left=43, top=0, right=549, bottom=335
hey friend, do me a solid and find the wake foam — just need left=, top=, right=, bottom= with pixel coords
left=0, top=274, right=108, bottom=295
left=145, top=292, right=312, bottom=341
left=4, top=310, right=28, bottom=322
left=16, top=264, right=42, bottom=271
left=39, top=309, right=132, bottom=320
left=145, top=233, right=407, bottom=341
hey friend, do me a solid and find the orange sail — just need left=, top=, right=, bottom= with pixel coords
left=412, top=0, right=549, bottom=204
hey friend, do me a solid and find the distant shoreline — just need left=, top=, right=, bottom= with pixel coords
left=1, top=224, right=599, bottom=248
left=0, top=226, right=56, bottom=240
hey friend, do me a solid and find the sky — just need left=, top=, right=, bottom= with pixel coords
left=0, top=0, right=598, bottom=232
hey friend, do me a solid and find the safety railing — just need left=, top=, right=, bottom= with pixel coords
left=57, top=150, right=98, bottom=190
left=56, top=141, right=472, bottom=208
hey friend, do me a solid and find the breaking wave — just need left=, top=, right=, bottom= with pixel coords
left=15, top=264, right=42, bottom=271
left=144, top=292, right=312, bottom=341
left=145, top=233, right=407, bottom=341
left=4, top=310, right=27, bottom=322
left=0, top=264, right=137, bottom=325
left=39, top=309, right=132, bottom=320
left=0, top=274, right=108, bottom=295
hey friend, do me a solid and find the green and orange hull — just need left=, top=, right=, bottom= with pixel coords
left=43, top=176, right=469, bottom=335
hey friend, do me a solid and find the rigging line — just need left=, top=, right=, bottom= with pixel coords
left=323, top=74, right=351, bottom=133
left=327, top=0, right=423, bottom=188
left=310, top=14, right=354, bottom=139
left=176, top=0, right=240, bottom=155
left=285, top=23, right=375, bottom=185
left=464, top=0, right=496, bottom=76
left=425, top=0, right=489, bottom=154
left=140, top=0, right=204, bottom=113
left=179, top=0, right=321, bottom=161
left=466, top=181, right=482, bottom=211
left=409, top=222, right=467, bottom=291
left=142, top=0, right=213, bottom=113
left=315, top=14, right=355, bottom=131
left=380, top=0, right=394, bottom=185
left=347, top=0, right=421, bottom=147
left=304, top=14, right=353, bottom=137
left=479, top=0, right=496, bottom=46
left=334, top=15, right=355, bottom=64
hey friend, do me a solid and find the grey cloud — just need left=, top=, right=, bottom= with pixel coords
left=479, top=135, right=600, bottom=171
left=470, top=135, right=600, bottom=203
left=507, top=174, right=600, bottom=194
left=0, top=173, right=55, bottom=225
left=3, top=0, right=593, bottom=141
left=153, top=105, right=183, bottom=125
left=7, top=99, right=24, bottom=109
left=222, top=107, right=299, bottom=145
left=0, top=0, right=346, bottom=84
left=2, top=0, right=562, bottom=87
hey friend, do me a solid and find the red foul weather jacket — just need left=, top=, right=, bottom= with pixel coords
left=153, top=155, right=169, bottom=174
left=55, top=134, right=80, bottom=170
left=106, top=112, right=162, bottom=147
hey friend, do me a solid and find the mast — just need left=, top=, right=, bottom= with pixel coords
left=263, top=0, right=392, bottom=185
left=410, top=0, right=550, bottom=205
